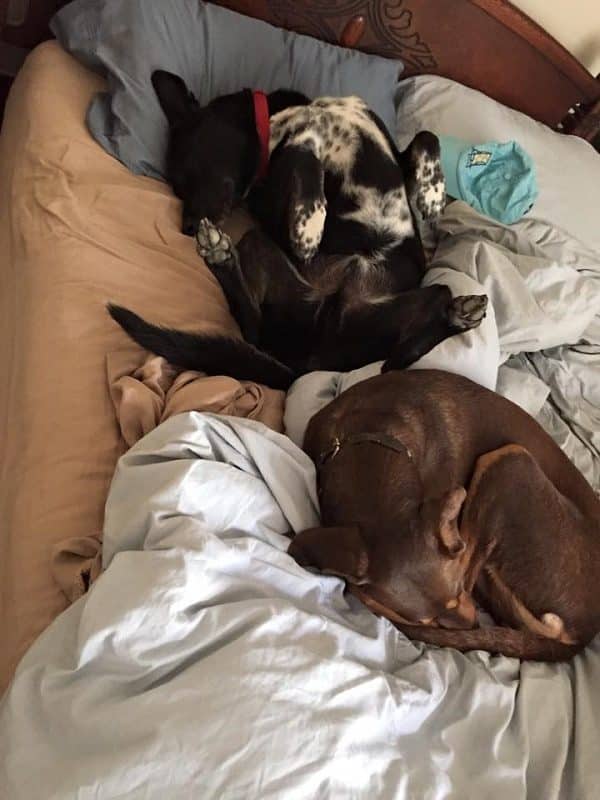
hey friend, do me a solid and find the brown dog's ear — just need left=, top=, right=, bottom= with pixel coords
left=422, top=487, right=467, bottom=558
left=288, top=526, right=369, bottom=585
left=438, top=486, right=467, bottom=556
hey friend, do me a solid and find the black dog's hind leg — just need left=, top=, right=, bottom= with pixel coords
left=382, top=289, right=488, bottom=372
left=314, top=284, right=487, bottom=373
left=236, top=229, right=321, bottom=373
left=288, top=153, right=327, bottom=263
left=250, top=141, right=327, bottom=264
left=200, top=220, right=320, bottom=374
left=196, top=219, right=261, bottom=344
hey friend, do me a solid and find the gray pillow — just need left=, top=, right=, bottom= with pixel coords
left=395, top=75, right=600, bottom=255
left=51, top=0, right=403, bottom=180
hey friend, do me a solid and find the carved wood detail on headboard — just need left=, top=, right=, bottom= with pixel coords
left=213, top=0, right=600, bottom=143
left=266, top=0, right=437, bottom=71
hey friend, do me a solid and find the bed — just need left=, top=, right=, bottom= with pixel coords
left=1, top=1, right=600, bottom=797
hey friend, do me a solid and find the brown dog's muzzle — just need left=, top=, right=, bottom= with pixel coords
left=436, top=592, right=478, bottom=630
left=353, top=588, right=478, bottom=631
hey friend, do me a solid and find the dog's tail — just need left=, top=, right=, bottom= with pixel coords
left=107, top=304, right=296, bottom=390
left=394, top=623, right=583, bottom=662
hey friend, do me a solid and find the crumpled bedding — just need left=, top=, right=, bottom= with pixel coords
left=108, top=351, right=286, bottom=447
left=50, top=352, right=285, bottom=603
left=287, top=201, right=600, bottom=490
left=3, top=194, right=600, bottom=799
left=1, top=411, right=599, bottom=800
left=438, top=202, right=600, bottom=489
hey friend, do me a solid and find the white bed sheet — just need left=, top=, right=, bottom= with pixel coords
left=287, top=201, right=600, bottom=490
left=1, top=412, right=599, bottom=800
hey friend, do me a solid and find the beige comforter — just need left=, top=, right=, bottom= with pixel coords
left=0, top=42, right=283, bottom=691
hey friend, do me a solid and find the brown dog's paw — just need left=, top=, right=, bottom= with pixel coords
left=196, top=218, right=233, bottom=266
left=448, top=294, right=488, bottom=331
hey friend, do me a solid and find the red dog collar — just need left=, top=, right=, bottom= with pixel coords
left=253, top=90, right=270, bottom=181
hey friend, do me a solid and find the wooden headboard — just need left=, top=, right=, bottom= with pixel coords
left=1, top=0, right=599, bottom=141
left=211, top=0, right=600, bottom=140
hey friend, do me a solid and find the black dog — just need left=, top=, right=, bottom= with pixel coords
left=109, top=72, right=487, bottom=389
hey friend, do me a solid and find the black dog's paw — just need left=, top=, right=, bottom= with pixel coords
left=196, top=218, right=233, bottom=266
left=290, top=197, right=327, bottom=263
left=448, top=294, right=488, bottom=331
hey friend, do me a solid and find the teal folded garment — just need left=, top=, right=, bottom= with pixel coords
left=439, top=136, right=538, bottom=224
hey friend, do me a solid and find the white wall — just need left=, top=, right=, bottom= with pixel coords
left=512, top=0, right=600, bottom=75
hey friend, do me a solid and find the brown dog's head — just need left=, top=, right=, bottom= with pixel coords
left=289, top=487, right=477, bottom=630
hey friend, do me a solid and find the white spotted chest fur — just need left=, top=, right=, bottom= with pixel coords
left=269, top=96, right=415, bottom=244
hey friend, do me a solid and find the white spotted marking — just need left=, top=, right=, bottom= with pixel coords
left=304, top=202, right=327, bottom=242
left=414, top=152, right=446, bottom=221
left=269, top=95, right=447, bottom=253
left=340, top=185, right=414, bottom=240
left=270, top=96, right=394, bottom=177
left=367, top=292, right=398, bottom=305
left=292, top=130, right=324, bottom=157
left=292, top=200, right=327, bottom=261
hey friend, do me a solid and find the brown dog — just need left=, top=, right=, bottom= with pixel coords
left=288, top=369, right=600, bottom=661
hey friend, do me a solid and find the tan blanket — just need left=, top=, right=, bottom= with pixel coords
left=51, top=354, right=284, bottom=602
left=0, top=42, right=282, bottom=691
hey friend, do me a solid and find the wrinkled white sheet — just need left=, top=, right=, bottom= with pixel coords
left=287, top=202, right=600, bottom=489
left=437, top=201, right=600, bottom=489
left=1, top=412, right=600, bottom=799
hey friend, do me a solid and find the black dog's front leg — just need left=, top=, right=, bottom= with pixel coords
left=196, top=219, right=261, bottom=345
left=286, top=147, right=327, bottom=264
left=402, top=131, right=446, bottom=226
left=382, top=289, right=488, bottom=372
left=250, top=142, right=326, bottom=265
